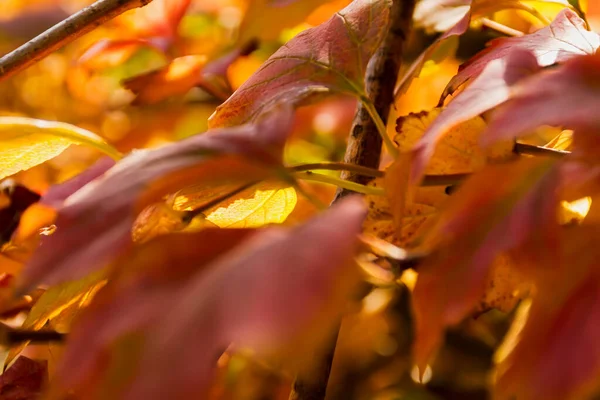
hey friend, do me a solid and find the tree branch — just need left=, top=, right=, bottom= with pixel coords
left=0, top=0, right=154, bottom=82
left=289, top=1, right=416, bottom=399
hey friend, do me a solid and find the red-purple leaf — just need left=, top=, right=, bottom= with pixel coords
left=18, top=109, right=295, bottom=291
left=41, top=158, right=115, bottom=207
left=443, top=8, right=600, bottom=100
left=483, top=52, right=600, bottom=148
left=496, top=226, right=600, bottom=400
left=413, top=158, right=559, bottom=368
left=208, top=0, right=391, bottom=128
left=408, top=49, right=540, bottom=181
left=56, top=198, right=366, bottom=399
left=0, top=357, right=47, bottom=400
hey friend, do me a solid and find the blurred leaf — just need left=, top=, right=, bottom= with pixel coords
left=483, top=52, right=600, bottom=156
left=443, top=9, right=599, bottom=99
left=0, top=181, right=40, bottom=247
left=4, top=271, right=105, bottom=369
left=19, top=109, right=296, bottom=291
left=0, top=117, right=121, bottom=180
left=412, top=158, right=558, bottom=369
left=495, top=225, right=600, bottom=400
left=238, top=0, right=336, bottom=44
left=209, top=0, right=391, bottom=128
left=55, top=199, right=365, bottom=399
left=0, top=356, right=47, bottom=400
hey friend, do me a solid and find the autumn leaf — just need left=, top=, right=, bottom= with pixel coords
left=238, top=0, right=337, bottom=44
left=123, top=42, right=259, bottom=104
left=442, top=8, right=600, bottom=99
left=18, top=108, right=296, bottom=292
left=174, top=181, right=296, bottom=228
left=0, top=356, right=47, bottom=400
left=0, top=117, right=121, bottom=180
left=208, top=0, right=391, bottom=128
left=483, top=52, right=600, bottom=153
left=4, top=271, right=105, bottom=370
left=412, top=158, right=558, bottom=368
left=55, top=198, right=366, bottom=399
left=495, top=225, right=600, bottom=400
left=77, top=0, right=191, bottom=68
left=407, top=49, right=538, bottom=181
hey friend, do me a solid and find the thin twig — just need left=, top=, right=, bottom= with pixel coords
left=289, top=1, right=416, bottom=399
left=480, top=18, right=524, bottom=37
left=0, top=323, right=65, bottom=345
left=288, top=162, right=384, bottom=178
left=293, top=172, right=385, bottom=196
left=0, top=0, right=154, bottom=81
left=514, top=143, right=569, bottom=158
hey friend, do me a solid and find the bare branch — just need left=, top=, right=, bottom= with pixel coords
left=0, top=0, right=154, bottom=82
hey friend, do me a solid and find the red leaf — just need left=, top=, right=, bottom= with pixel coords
left=408, top=49, right=540, bottom=181
left=56, top=198, right=366, bottom=399
left=208, top=0, right=391, bottom=128
left=0, top=357, right=47, bottom=400
left=443, top=8, right=600, bottom=99
left=412, top=158, right=559, bottom=368
left=483, top=52, right=600, bottom=149
left=41, top=157, right=115, bottom=207
left=18, top=109, right=295, bottom=291
left=56, top=228, right=254, bottom=397
left=496, top=226, right=600, bottom=400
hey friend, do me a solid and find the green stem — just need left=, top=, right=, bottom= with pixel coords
left=293, top=172, right=385, bottom=196
left=287, top=162, right=384, bottom=177
left=360, top=97, right=399, bottom=158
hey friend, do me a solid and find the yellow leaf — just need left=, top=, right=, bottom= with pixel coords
left=475, top=254, right=533, bottom=315
left=395, top=109, right=514, bottom=175
left=0, top=117, right=121, bottom=180
left=545, top=129, right=573, bottom=151
left=4, top=272, right=105, bottom=369
left=204, top=182, right=297, bottom=228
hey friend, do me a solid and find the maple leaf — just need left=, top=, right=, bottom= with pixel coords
left=442, top=8, right=600, bottom=100
left=208, top=0, right=391, bottom=128
left=18, top=108, right=296, bottom=292
left=495, top=225, right=600, bottom=400
left=412, top=158, right=559, bottom=368
left=55, top=198, right=366, bottom=399
left=0, top=356, right=47, bottom=400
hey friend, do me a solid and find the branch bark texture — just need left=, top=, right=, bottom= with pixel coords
left=289, top=0, right=416, bottom=399
left=0, top=0, right=154, bottom=82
